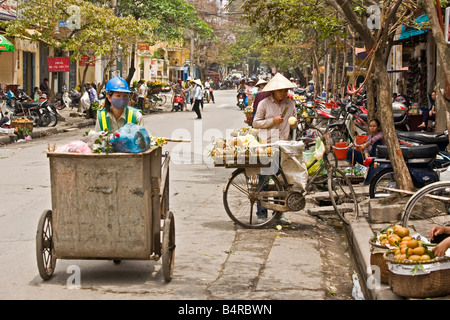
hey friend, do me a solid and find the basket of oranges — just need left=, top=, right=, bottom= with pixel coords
left=369, top=224, right=411, bottom=284
left=381, top=226, right=450, bottom=298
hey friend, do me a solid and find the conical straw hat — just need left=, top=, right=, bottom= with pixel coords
left=262, top=73, right=296, bottom=92
left=193, top=79, right=202, bottom=86
left=255, top=79, right=267, bottom=87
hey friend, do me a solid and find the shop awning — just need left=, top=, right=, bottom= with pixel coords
left=398, top=14, right=429, bottom=40
left=0, top=35, right=15, bottom=51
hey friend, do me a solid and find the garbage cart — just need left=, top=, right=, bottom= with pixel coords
left=36, top=146, right=175, bottom=282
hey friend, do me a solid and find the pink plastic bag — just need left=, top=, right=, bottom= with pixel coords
left=54, top=140, right=93, bottom=154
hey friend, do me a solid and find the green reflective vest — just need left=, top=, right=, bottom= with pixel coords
left=97, top=106, right=141, bottom=132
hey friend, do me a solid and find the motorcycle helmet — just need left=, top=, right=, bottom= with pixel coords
left=105, top=76, right=132, bottom=93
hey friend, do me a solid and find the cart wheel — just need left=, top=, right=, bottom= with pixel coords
left=36, top=210, right=57, bottom=280
left=162, top=211, right=175, bottom=282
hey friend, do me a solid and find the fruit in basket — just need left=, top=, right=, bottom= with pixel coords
left=407, top=239, right=419, bottom=249
left=412, top=246, right=426, bottom=256
left=420, top=254, right=431, bottom=261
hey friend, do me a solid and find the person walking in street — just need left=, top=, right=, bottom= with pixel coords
left=137, top=80, right=146, bottom=112
left=95, top=76, right=143, bottom=132
left=252, top=73, right=298, bottom=225
left=87, top=82, right=99, bottom=119
left=192, top=79, right=203, bottom=119
left=204, top=77, right=215, bottom=103
left=188, top=80, right=195, bottom=110
left=245, top=78, right=256, bottom=107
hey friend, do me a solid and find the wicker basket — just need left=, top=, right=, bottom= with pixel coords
left=369, top=238, right=390, bottom=284
left=384, top=251, right=450, bottom=298
left=147, top=86, right=162, bottom=94
left=11, top=120, right=33, bottom=132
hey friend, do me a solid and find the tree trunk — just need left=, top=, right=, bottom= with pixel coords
left=374, top=55, right=414, bottom=192
left=366, top=76, right=376, bottom=121
left=126, top=44, right=137, bottom=86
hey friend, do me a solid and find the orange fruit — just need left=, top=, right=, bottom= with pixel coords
left=407, top=240, right=419, bottom=249
left=413, top=247, right=425, bottom=256
left=395, top=254, right=406, bottom=261
left=388, top=235, right=401, bottom=246
left=386, top=227, right=394, bottom=236
left=401, top=236, right=413, bottom=242
left=408, top=255, right=421, bottom=261
left=396, top=227, right=410, bottom=238
left=420, top=254, right=431, bottom=261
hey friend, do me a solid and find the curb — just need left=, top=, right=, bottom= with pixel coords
left=0, top=118, right=96, bottom=146
left=346, top=218, right=403, bottom=300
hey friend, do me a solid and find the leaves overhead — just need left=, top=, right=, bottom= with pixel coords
left=0, top=0, right=156, bottom=60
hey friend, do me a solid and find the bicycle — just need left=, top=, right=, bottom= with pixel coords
left=220, top=135, right=358, bottom=228
left=400, top=181, right=450, bottom=237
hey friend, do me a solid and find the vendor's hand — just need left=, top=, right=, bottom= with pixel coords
left=429, top=225, right=448, bottom=240
left=432, top=237, right=450, bottom=257
left=273, top=116, right=284, bottom=125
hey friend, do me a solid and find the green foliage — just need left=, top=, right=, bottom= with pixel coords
left=89, top=0, right=213, bottom=41
left=0, top=0, right=156, bottom=61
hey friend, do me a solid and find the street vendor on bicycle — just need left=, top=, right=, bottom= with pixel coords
left=95, top=76, right=143, bottom=132
left=252, top=73, right=298, bottom=224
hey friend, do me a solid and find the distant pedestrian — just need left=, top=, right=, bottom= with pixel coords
left=137, top=80, right=146, bottom=112
left=192, top=79, right=203, bottom=119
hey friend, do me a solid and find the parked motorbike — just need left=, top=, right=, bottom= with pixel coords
left=237, top=92, right=247, bottom=110
left=69, top=89, right=81, bottom=110
left=364, top=144, right=442, bottom=198
left=172, top=94, right=184, bottom=112
left=397, top=130, right=449, bottom=152
left=3, top=90, right=47, bottom=127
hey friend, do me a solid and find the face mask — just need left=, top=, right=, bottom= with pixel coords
left=110, top=98, right=129, bottom=110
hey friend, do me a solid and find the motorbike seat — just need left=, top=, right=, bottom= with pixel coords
left=376, top=144, right=439, bottom=159
left=397, top=131, right=449, bottom=145
left=17, top=101, right=43, bottom=108
left=359, top=113, right=405, bottom=122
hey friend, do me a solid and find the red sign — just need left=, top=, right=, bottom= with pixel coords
left=48, top=57, right=70, bottom=72
left=79, top=55, right=96, bottom=66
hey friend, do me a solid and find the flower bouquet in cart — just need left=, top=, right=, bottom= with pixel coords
left=243, top=106, right=253, bottom=126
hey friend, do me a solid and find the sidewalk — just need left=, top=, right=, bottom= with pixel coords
left=0, top=108, right=96, bottom=146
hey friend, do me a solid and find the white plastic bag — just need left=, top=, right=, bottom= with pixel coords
left=277, top=140, right=307, bottom=190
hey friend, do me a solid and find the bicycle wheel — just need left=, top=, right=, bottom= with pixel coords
left=223, top=168, right=283, bottom=229
left=159, top=94, right=167, bottom=105
left=327, top=167, right=358, bottom=224
left=401, top=181, right=450, bottom=236
left=369, top=168, right=396, bottom=199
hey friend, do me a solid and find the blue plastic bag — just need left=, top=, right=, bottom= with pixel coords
left=110, top=123, right=151, bottom=153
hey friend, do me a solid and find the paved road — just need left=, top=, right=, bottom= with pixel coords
left=0, top=89, right=359, bottom=300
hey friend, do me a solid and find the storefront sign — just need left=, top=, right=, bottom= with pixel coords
left=79, top=55, right=96, bottom=66
left=48, top=57, right=70, bottom=72
left=137, top=42, right=149, bottom=51
left=0, top=0, right=17, bottom=20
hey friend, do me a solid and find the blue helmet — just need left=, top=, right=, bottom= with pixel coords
left=105, top=76, right=132, bottom=93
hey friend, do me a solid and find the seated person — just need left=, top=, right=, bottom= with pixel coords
left=418, top=91, right=436, bottom=130
left=346, top=119, right=384, bottom=166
